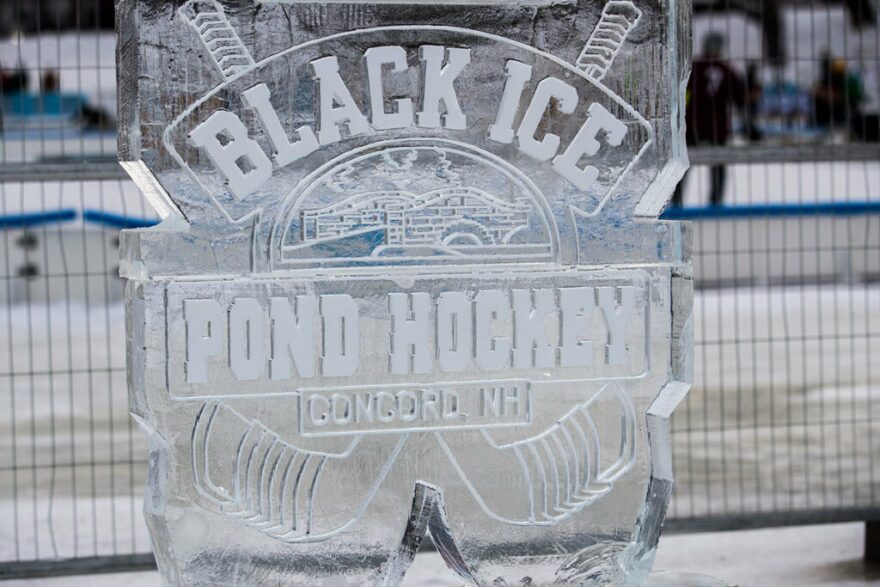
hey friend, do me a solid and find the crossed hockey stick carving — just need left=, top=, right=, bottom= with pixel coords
left=192, top=383, right=636, bottom=541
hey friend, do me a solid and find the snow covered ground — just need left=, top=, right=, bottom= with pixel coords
left=672, top=284, right=880, bottom=520
left=2, top=523, right=879, bottom=586
left=678, top=161, right=880, bottom=207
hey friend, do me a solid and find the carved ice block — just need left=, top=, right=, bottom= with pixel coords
left=118, top=0, right=694, bottom=584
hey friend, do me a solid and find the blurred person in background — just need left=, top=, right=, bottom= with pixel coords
left=673, top=32, right=745, bottom=207
left=744, top=63, right=764, bottom=141
left=813, top=54, right=865, bottom=138
left=0, top=60, right=30, bottom=132
left=40, top=69, right=60, bottom=93
left=37, top=67, right=115, bottom=132
left=0, top=61, right=28, bottom=95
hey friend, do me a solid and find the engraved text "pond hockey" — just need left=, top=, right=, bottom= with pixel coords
left=182, top=286, right=639, bottom=384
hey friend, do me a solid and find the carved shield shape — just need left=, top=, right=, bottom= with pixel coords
left=119, top=0, right=693, bottom=584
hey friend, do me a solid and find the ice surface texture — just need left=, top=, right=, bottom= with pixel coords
left=118, top=0, right=693, bottom=584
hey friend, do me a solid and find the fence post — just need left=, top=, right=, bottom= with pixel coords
left=867, top=521, right=880, bottom=564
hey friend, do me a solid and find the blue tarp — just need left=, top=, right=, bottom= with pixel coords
left=2, top=92, right=87, bottom=118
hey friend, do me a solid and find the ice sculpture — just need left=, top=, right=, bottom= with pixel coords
left=118, top=0, right=707, bottom=583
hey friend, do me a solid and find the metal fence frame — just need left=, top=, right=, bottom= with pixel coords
left=2, top=0, right=880, bottom=578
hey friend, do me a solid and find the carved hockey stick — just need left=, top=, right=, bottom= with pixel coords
left=576, top=1, right=643, bottom=80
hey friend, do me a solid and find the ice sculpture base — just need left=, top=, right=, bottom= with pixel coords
left=647, top=570, right=734, bottom=586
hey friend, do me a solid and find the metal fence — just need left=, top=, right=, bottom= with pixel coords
left=1, top=0, right=879, bottom=578
left=664, top=0, right=880, bottom=531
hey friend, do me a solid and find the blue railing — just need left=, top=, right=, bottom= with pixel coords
left=661, top=200, right=880, bottom=220
left=0, top=210, right=158, bottom=230
left=1, top=202, right=877, bottom=232
left=78, top=202, right=880, bottom=227
left=0, top=209, right=78, bottom=229
left=81, top=210, right=159, bottom=230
